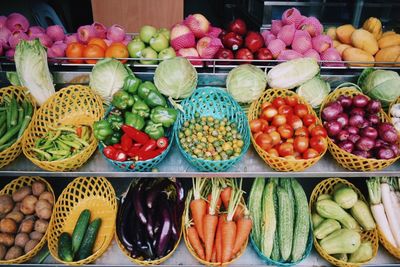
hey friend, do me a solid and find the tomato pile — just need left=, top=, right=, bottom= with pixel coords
left=250, top=96, right=328, bottom=160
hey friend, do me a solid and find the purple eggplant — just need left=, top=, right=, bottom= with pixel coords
left=116, top=183, right=136, bottom=252
left=146, top=208, right=155, bottom=239
left=146, top=178, right=172, bottom=209
left=155, top=206, right=172, bottom=257
left=133, top=181, right=147, bottom=225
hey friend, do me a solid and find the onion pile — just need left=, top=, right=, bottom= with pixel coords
left=322, top=94, right=399, bottom=159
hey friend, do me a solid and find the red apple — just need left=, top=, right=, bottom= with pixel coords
left=235, top=48, right=253, bottom=64
left=222, top=32, right=243, bottom=51
left=245, top=31, right=264, bottom=53
left=255, top=48, right=273, bottom=60
left=228, top=18, right=247, bottom=36
left=219, top=29, right=227, bottom=39
left=215, top=48, right=234, bottom=64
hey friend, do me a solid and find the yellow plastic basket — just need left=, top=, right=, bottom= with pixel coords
left=0, top=176, right=55, bottom=264
left=0, top=86, right=36, bottom=169
left=22, top=85, right=104, bottom=171
left=378, top=227, right=400, bottom=259
left=320, top=87, right=400, bottom=171
left=248, top=88, right=327, bottom=171
left=47, top=176, right=117, bottom=265
left=309, top=178, right=379, bottom=267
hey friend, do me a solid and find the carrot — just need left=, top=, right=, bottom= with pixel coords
left=232, top=213, right=252, bottom=254
left=220, top=180, right=232, bottom=210
left=233, top=203, right=244, bottom=221
left=206, top=193, right=222, bottom=212
left=187, top=226, right=206, bottom=260
left=215, top=214, right=225, bottom=263
left=190, top=178, right=207, bottom=241
left=211, top=249, right=217, bottom=262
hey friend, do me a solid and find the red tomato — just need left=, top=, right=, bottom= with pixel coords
left=285, top=95, right=298, bottom=106
left=294, top=136, right=309, bottom=153
left=294, top=104, right=309, bottom=118
left=261, top=106, right=278, bottom=121
left=261, top=101, right=272, bottom=110
left=256, top=133, right=273, bottom=151
left=287, top=114, right=303, bottom=130
left=303, top=148, right=319, bottom=159
left=303, top=114, right=317, bottom=127
left=66, top=42, right=85, bottom=63
left=310, top=135, right=327, bottom=154
left=294, top=151, right=302, bottom=159
left=269, top=131, right=281, bottom=146
left=286, top=138, right=294, bottom=143
left=295, top=126, right=309, bottom=137
left=272, top=114, right=287, bottom=127
left=272, top=97, right=286, bottom=108
left=83, top=44, right=105, bottom=64
left=267, top=148, right=279, bottom=157
left=253, top=131, right=263, bottom=140
left=264, top=125, right=277, bottom=134
left=278, top=124, right=294, bottom=139
left=278, top=142, right=294, bottom=157
left=278, top=105, right=293, bottom=115
left=310, top=125, right=328, bottom=137
left=250, top=119, right=268, bottom=133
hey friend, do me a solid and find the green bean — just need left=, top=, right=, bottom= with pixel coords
left=10, top=97, right=18, bottom=127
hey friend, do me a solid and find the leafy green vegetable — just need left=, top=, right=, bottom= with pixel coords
left=296, top=76, right=330, bottom=109
left=6, top=72, right=21, bottom=86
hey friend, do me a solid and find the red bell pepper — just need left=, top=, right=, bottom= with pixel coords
left=113, top=143, right=122, bottom=150
left=127, top=147, right=141, bottom=158
left=132, top=143, right=142, bottom=148
left=139, top=147, right=167, bottom=161
left=121, top=124, right=149, bottom=144
left=115, top=150, right=127, bottom=161
left=139, top=139, right=157, bottom=152
left=103, top=146, right=117, bottom=160
left=156, top=137, right=168, bottom=149
left=121, top=133, right=133, bottom=152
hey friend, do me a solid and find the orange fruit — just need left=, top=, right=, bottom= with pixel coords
left=83, top=44, right=105, bottom=64
left=66, top=42, right=85, bottom=63
left=105, top=43, right=129, bottom=63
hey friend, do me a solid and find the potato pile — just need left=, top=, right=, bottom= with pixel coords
left=0, top=181, right=54, bottom=260
left=327, top=17, right=400, bottom=66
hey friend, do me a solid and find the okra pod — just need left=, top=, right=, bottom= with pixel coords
left=17, top=101, right=33, bottom=138
left=17, top=107, right=24, bottom=124
left=0, top=122, right=21, bottom=146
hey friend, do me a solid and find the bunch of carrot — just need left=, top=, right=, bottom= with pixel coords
left=184, top=178, right=252, bottom=265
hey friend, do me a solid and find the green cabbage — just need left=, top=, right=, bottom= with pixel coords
left=14, top=39, right=55, bottom=106
left=296, top=76, right=330, bottom=109
left=154, top=57, right=197, bottom=99
left=226, top=64, right=267, bottom=103
left=89, top=58, right=131, bottom=103
left=359, top=68, right=400, bottom=107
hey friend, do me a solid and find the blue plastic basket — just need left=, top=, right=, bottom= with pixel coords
left=99, top=106, right=174, bottom=172
left=250, top=226, right=313, bottom=266
left=174, top=86, right=250, bottom=172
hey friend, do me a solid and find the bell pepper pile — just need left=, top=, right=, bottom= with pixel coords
left=93, top=74, right=178, bottom=162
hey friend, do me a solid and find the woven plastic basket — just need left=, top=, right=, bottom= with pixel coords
left=174, top=86, right=250, bottom=172
left=0, top=86, right=36, bottom=169
left=0, top=176, right=54, bottom=264
left=47, top=176, right=117, bottom=265
left=388, top=96, right=400, bottom=135
left=309, top=178, right=379, bottom=267
left=22, top=85, right=104, bottom=171
left=320, top=87, right=400, bottom=171
left=248, top=88, right=327, bottom=171
left=99, top=106, right=173, bottom=172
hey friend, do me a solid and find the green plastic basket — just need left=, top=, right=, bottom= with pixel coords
left=174, top=86, right=250, bottom=172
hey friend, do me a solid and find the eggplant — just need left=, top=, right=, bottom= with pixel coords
left=116, top=183, right=136, bottom=252
left=146, top=178, right=172, bottom=209
left=133, top=181, right=147, bottom=225
left=146, top=208, right=155, bottom=239
left=155, top=206, right=172, bottom=257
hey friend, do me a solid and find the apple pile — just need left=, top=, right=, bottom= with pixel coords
left=127, top=25, right=175, bottom=64
left=261, top=8, right=343, bottom=66
left=217, top=18, right=273, bottom=63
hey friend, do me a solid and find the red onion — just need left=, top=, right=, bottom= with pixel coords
left=107, top=24, right=125, bottom=43
left=366, top=100, right=381, bottom=114
left=27, top=26, right=45, bottom=36
left=6, top=13, right=29, bottom=32
left=8, top=30, right=28, bottom=48
left=0, top=45, right=3, bottom=56
left=5, top=48, right=14, bottom=58
left=389, top=144, right=400, bottom=156
left=346, top=126, right=359, bottom=135
left=349, top=114, right=365, bottom=128
left=326, top=121, right=342, bottom=137
left=361, top=121, right=370, bottom=128
left=0, top=16, right=6, bottom=28
left=360, top=126, right=378, bottom=140
left=375, top=139, right=387, bottom=148
left=338, top=141, right=354, bottom=153
left=348, top=134, right=361, bottom=144
left=65, top=33, right=78, bottom=44
left=92, top=22, right=107, bottom=39
left=352, top=94, right=369, bottom=108
left=353, top=150, right=371, bottom=158
left=0, top=27, right=11, bottom=46
left=378, top=123, right=398, bottom=143
left=377, top=147, right=395, bottom=159
left=122, top=34, right=132, bottom=46
left=367, top=114, right=380, bottom=125
left=77, top=25, right=96, bottom=44
left=321, top=48, right=344, bottom=67
left=350, top=108, right=365, bottom=117
left=336, top=113, right=349, bottom=127
left=337, top=95, right=352, bottom=109
left=356, top=137, right=375, bottom=151
left=337, top=130, right=350, bottom=142
left=322, top=101, right=343, bottom=121
left=35, top=33, right=53, bottom=47
left=47, top=42, right=66, bottom=58
left=46, top=25, right=65, bottom=42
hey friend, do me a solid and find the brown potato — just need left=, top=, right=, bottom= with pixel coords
left=12, top=202, right=21, bottom=212
left=0, top=233, right=14, bottom=247
left=31, top=182, right=46, bottom=197
left=20, top=195, right=38, bottom=215
left=24, top=240, right=39, bottom=254
left=336, top=24, right=356, bottom=44
left=0, top=218, right=17, bottom=234
left=0, top=244, right=6, bottom=260
left=5, top=246, right=23, bottom=260
left=35, top=200, right=52, bottom=220
left=12, top=186, right=31, bottom=202
left=19, top=218, right=34, bottom=233
left=0, top=195, right=14, bottom=216
left=5, top=211, right=24, bottom=224
left=34, top=219, right=48, bottom=234
left=29, top=231, right=43, bottom=241
left=39, top=192, right=54, bottom=206
left=14, top=233, right=29, bottom=248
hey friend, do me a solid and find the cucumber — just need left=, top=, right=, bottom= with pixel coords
left=248, top=177, right=265, bottom=247
left=270, top=183, right=280, bottom=261
left=277, top=186, right=294, bottom=261
left=58, top=232, right=73, bottom=262
left=76, top=218, right=102, bottom=260
left=72, top=209, right=91, bottom=254
left=261, top=180, right=276, bottom=257
left=279, top=179, right=295, bottom=260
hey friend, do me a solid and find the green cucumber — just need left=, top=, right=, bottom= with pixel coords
left=58, top=232, right=73, bottom=262
left=277, top=186, right=294, bottom=261
left=71, top=209, right=91, bottom=255
left=248, top=177, right=265, bottom=247
left=76, top=218, right=101, bottom=260
left=261, top=180, right=276, bottom=257
left=270, top=182, right=280, bottom=261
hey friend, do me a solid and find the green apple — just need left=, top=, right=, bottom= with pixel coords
left=149, top=33, right=169, bottom=52
left=157, top=28, right=170, bottom=41
left=127, top=39, right=146, bottom=58
left=158, top=47, right=176, bottom=60
left=140, top=47, right=158, bottom=64
left=139, top=25, right=157, bottom=43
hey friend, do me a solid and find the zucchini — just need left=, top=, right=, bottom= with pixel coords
left=76, top=218, right=102, bottom=260
left=261, top=180, right=276, bottom=257
left=277, top=186, right=294, bottom=261
left=72, top=209, right=91, bottom=255
left=270, top=182, right=280, bottom=261
left=248, top=177, right=265, bottom=247
left=58, top=232, right=73, bottom=262
left=291, top=179, right=310, bottom=262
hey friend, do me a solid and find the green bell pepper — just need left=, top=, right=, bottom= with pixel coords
left=150, top=107, right=178, bottom=127
left=93, top=120, right=113, bottom=141
left=125, top=112, right=145, bottom=130
left=133, top=95, right=142, bottom=102
left=104, top=131, right=122, bottom=146
left=145, top=91, right=166, bottom=107
left=111, top=90, right=134, bottom=110
left=132, top=99, right=150, bottom=118
left=107, top=113, right=124, bottom=130
left=144, top=121, right=165, bottom=140
left=123, top=75, right=141, bottom=94
left=138, top=81, right=158, bottom=99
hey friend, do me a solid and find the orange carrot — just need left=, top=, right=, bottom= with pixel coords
left=221, top=186, right=232, bottom=209
left=232, top=215, right=252, bottom=254
left=215, top=214, right=225, bottom=263
left=187, top=226, right=205, bottom=260
left=190, top=199, right=207, bottom=241
left=207, top=193, right=222, bottom=212
left=221, top=220, right=237, bottom=263
left=233, top=203, right=244, bottom=221
left=211, top=248, right=217, bottom=262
